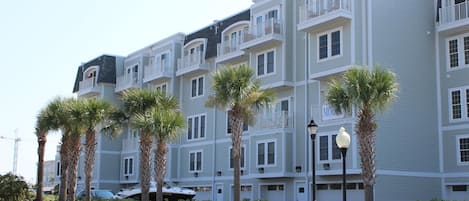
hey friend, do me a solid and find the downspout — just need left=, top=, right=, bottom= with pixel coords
left=304, top=31, right=311, bottom=201
left=211, top=62, right=218, bottom=201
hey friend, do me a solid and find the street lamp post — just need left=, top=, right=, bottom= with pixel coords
left=307, top=120, right=318, bottom=201
left=336, top=127, right=351, bottom=201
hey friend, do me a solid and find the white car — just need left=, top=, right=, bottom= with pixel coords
left=115, top=182, right=196, bottom=201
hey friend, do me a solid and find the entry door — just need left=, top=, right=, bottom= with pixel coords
left=296, top=183, right=306, bottom=201
left=216, top=184, right=223, bottom=201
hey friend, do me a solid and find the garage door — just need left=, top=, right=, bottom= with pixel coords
left=260, top=184, right=284, bottom=201
left=317, top=183, right=364, bottom=201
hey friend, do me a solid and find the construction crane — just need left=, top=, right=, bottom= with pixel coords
left=0, top=129, right=21, bottom=175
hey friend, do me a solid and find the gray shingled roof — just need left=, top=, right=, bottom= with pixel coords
left=72, top=55, right=118, bottom=93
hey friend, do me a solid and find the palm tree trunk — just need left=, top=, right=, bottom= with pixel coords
left=357, top=107, right=376, bottom=201
left=58, top=135, right=70, bottom=201
left=154, top=139, right=167, bottom=201
left=230, top=113, right=243, bottom=201
left=35, top=130, right=47, bottom=201
left=67, top=134, right=82, bottom=201
left=140, top=132, right=153, bottom=201
left=84, top=130, right=97, bottom=201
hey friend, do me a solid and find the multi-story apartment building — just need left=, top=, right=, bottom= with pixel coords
left=66, top=0, right=469, bottom=200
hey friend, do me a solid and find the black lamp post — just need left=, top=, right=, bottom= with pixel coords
left=336, top=127, right=351, bottom=201
left=307, top=120, right=318, bottom=201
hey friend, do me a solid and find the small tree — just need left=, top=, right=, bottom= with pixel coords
left=0, top=173, right=34, bottom=201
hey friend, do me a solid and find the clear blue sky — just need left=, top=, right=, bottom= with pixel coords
left=0, top=0, right=252, bottom=183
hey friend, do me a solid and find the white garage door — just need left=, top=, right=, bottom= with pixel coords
left=260, top=184, right=285, bottom=201
left=317, top=183, right=364, bottom=201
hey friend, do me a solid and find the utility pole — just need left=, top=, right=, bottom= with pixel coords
left=0, top=129, right=21, bottom=175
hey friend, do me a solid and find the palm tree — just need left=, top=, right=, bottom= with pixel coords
left=120, top=88, right=161, bottom=201
left=35, top=99, right=64, bottom=201
left=132, top=94, right=185, bottom=201
left=64, top=98, right=87, bottom=201
left=36, top=97, right=71, bottom=201
left=205, top=65, right=275, bottom=201
left=81, top=98, right=120, bottom=201
left=326, top=66, right=398, bottom=201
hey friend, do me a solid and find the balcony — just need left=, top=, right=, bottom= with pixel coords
left=215, top=40, right=247, bottom=64
left=240, top=19, right=283, bottom=50
left=115, top=75, right=141, bottom=92
left=77, top=77, right=100, bottom=96
left=252, top=111, right=293, bottom=131
left=437, top=1, right=469, bottom=32
left=175, top=51, right=209, bottom=76
left=298, top=0, right=352, bottom=32
left=122, top=138, right=138, bottom=153
left=143, top=63, right=173, bottom=83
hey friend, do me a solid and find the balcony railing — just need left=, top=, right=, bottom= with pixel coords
left=252, top=111, right=292, bottom=130
left=177, top=51, right=204, bottom=70
left=116, top=74, right=140, bottom=92
left=79, top=77, right=96, bottom=91
left=143, top=62, right=173, bottom=82
left=242, top=19, right=282, bottom=44
left=299, top=0, right=351, bottom=23
left=217, top=39, right=243, bottom=56
left=438, top=1, right=469, bottom=26
left=122, top=138, right=138, bottom=152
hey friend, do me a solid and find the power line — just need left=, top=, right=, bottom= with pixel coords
left=0, top=129, right=21, bottom=175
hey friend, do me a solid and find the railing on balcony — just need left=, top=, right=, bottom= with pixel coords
left=177, top=51, right=204, bottom=70
left=116, top=74, right=140, bottom=91
left=299, top=0, right=351, bottom=23
left=78, top=77, right=97, bottom=91
left=252, top=111, right=292, bottom=130
left=439, top=1, right=469, bottom=25
left=242, top=18, right=282, bottom=43
left=122, top=138, right=138, bottom=152
left=217, top=39, right=243, bottom=57
left=144, top=61, right=172, bottom=80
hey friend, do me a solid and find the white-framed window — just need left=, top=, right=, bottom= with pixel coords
left=153, top=83, right=168, bottom=94
left=254, top=8, right=280, bottom=36
left=189, top=150, right=203, bottom=172
left=449, top=86, right=469, bottom=122
left=256, top=50, right=275, bottom=77
left=123, top=157, right=134, bottom=176
left=229, top=146, right=246, bottom=169
left=125, top=64, right=139, bottom=84
left=187, top=114, right=206, bottom=140
left=184, top=42, right=205, bottom=66
left=457, top=134, right=469, bottom=165
left=152, top=52, right=170, bottom=72
left=83, top=66, right=98, bottom=88
left=257, top=140, right=276, bottom=167
left=446, top=33, right=469, bottom=70
left=191, top=76, right=204, bottom=98
left=318, top=132, right=341, bottom=162
left=226, top=110, right=248, bottom=134
left=317, top=27, right=343, bottom=61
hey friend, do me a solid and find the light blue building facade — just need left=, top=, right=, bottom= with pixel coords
left=65, top=0, right=469, bottom=200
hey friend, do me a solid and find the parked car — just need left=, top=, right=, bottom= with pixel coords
left=77, top=189, right=115, bottom=200
left=115, top=182, right=195, bottom=201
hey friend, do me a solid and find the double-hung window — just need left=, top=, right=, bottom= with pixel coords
left=446, top=33, right=469, bottom=70
left=449, top=86, right=469, bottom=121
left=191, top=76, right=204, bottom=98
left=317, top=28, right=342, bottom=61
left=189, top=151, right=202, bottom=172
left=187, top=114, right=206, bottom=140
left=257, top=140, right=276, bottom=166
left=457, top=135, right=469, bottom=164
left=229, top=146, right=245, bottom=169
left=257, top=50, right=275, bottom=76
left=152, top=83, right=167, bottom=94
left=319, top=133, right=341, bottom=162
left=123, top=157, right=134, bottom=176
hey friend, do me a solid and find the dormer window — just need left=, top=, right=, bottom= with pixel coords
left=126, top=65, right=139, bottom=84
